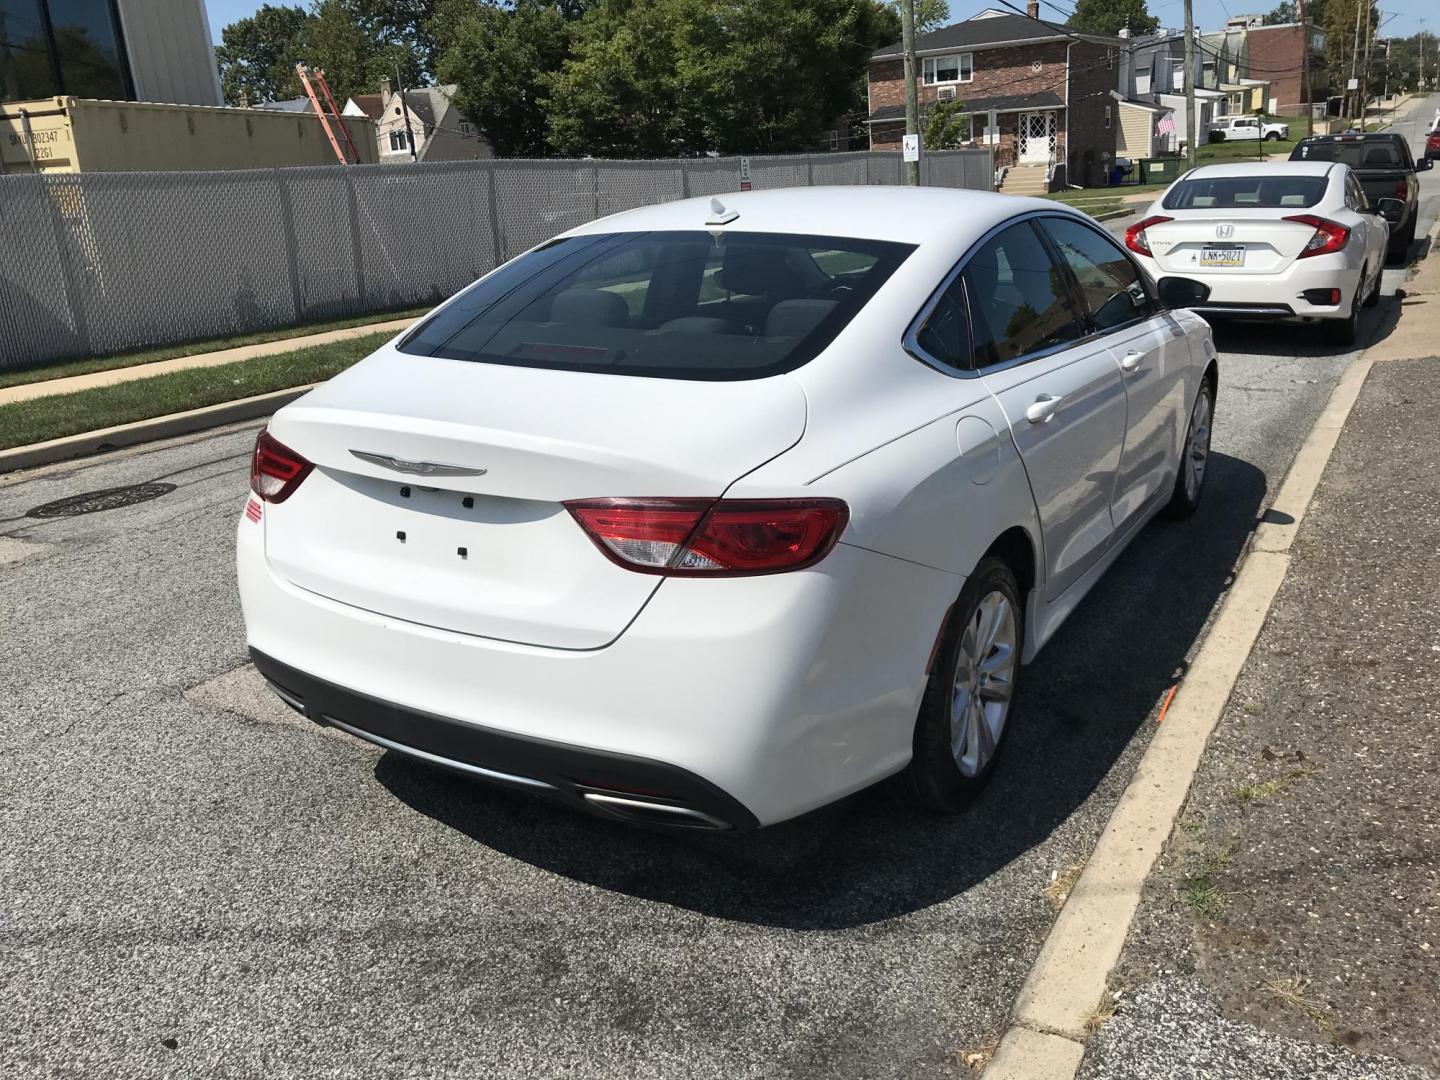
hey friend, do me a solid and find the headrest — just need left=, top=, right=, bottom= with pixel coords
left=550, top=288, right=628, bottom=327
left=718, top=248, right=800, bottom=298
left=655, top=317, right=731, bottom=334
left=765, top=299, right=837, bottom=339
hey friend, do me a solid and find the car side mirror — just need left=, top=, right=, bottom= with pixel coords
left=1156, top=276, right=1211, bottom=309
left=1418, top=157, right=1433, bottom=171
left=1375, top=197, right=1406, bottom=223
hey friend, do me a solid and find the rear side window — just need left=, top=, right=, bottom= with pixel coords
left=399, top=230, right=914, bottom=381
left=1162, top=175, right=1328, bottom=209
left=962, top=222, right=1086, bottom=367
left=1039, top=217, right=1155, bottom=332
left=914, top=279, right=972, bottom=370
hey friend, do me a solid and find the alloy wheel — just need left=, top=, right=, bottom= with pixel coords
left=1184, top=386, right=1212, bottom=502
left=950, top=591, right=1018, bottom=777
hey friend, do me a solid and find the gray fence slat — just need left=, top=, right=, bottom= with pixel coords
left=0, top=148, right=991, bottom=372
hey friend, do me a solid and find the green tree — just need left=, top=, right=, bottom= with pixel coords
left=304, top=0, right=425, bottom=102
left=1067, top=0, right=1157, bottom=36
left=923, top=97, right=970, bottom=148
left=1322, top=0, right=1374, bottom=99
left=432, top=0, right=571, bottom=157
left=215, top=4, right=311, bottom=104
left=893, top=0, right=950, bottom=34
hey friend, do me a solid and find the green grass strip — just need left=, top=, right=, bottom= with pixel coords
left=0, top=307, right=429, bottom=392
left=0, top=330, right=393, bottom=451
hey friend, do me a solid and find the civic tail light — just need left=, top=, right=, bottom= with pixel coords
left=565, top=498, right=849, bottom=576
left=1124, top=215, right=1173, bottom=257
left=250, top=429, right=313, bottom=504
left=1284, top=214, right=1350, bottom=259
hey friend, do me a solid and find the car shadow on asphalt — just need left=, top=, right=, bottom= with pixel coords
left=377, top=451, right=1267, bottom=931
left=1203, top=290, right=1404, bottom=358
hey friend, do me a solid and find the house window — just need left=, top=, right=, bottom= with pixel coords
left=459, top=121, right=474, bottom=136
left=388, top=130, right=413, bottom=153
left=1105, top=105, right=1112, bottom=129
left=826, top=129, right=839, bottom=150
left=923, top=53, right=973, bottom=85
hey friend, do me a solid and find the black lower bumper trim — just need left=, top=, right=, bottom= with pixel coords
left=249, top=648, right=758, bottom=831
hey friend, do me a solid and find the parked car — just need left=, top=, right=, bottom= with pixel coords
left=1125, top=161, right=1394, bottom=345
left=239, top=187, right=1218, bottom=830
left=1209, top=115, right=1290, bottom=142
left=1289, top=131, right=1430, bottom=260
left=1425, top=129, right=1440, bottom=161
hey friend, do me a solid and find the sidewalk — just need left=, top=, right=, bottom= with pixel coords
left=1078, top=350, right=1440, bottom=1077
left=0, top=316, right=415, bottom=408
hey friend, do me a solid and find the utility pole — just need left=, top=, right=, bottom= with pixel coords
left=1299, top=0, right=1311, bottom=128
left=1360, top=6, right=1373, bottom=123
left=1348, top=0, right=1363, bottom=121
left=395, top=62, right=418, bottom=161
left=901, top=0, right=920, bottom=185
left=1184, top=0, right=1197, bottom=172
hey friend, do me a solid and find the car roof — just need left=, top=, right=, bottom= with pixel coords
left=1180, top=160, right=1334, bottom=179
left=563, top=185, right=1076, bottom=247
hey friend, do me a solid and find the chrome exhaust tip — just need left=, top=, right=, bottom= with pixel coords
left=581, top=791, right=732, bottom=830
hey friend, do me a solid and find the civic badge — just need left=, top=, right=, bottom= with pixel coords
left=1215, top=223, right=1235, bottom=239
left=349, top=450, right=487, bottom=478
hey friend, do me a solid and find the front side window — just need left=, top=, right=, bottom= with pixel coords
left=962, top=222, right=1086, bottom=368
left=923, top=53, right=972, bottom=85
left=400, top=231, right=914, bottom=381
left=1040, top=217, right=1154, bottom=332
left=1163, top=175, right=1328, bottom=210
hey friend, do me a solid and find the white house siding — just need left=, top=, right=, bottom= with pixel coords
left=115, top=0, right=223, bottom=107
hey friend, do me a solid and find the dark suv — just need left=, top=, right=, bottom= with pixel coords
left=1290, top=132, right=1430, bottom=261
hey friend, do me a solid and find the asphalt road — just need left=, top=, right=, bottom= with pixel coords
left=3, top=99, right=1438, bottom=1079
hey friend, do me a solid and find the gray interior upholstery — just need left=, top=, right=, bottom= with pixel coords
left=550, top=288, right=629, bottom=327
left=765, top=299, right=837, bottom=339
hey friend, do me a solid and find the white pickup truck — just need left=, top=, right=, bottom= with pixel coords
left=1209, top=115, right=1291, bottom=142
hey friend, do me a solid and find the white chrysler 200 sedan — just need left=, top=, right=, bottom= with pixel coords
left=238, top=187, right=1218, bottom=830
left=1125, top=161, right=1396, bottom=346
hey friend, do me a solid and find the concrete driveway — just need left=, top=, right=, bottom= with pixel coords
left=3, top=102, right=1439, bottom=1078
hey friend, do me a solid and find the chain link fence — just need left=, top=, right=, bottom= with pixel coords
left=0, top=149, right=992, bottom=373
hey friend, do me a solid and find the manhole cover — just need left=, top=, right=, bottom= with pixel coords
left=26, top=482, right=177, bottom=519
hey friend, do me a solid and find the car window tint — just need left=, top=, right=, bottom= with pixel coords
left=1162, top=175, right=1327, bottom=209
left=400, top=231, right=914, bottom=381
left=914, top=278, right=972, bottom=370
left=1040, top=217, right=1155, bottom=332
left=962, top=221, right=1086, bottom=367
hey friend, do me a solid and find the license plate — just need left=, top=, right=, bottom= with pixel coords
left=1200, top=246, right=1245, bottom=267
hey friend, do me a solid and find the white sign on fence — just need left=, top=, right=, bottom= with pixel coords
left=903, top=133, right=922, bottom=162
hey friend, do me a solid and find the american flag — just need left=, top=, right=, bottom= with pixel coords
left=1156, top=113, right=1176, bottom=135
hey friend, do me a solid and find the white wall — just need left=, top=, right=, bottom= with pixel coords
left=115, top=0, right=223, bottom=107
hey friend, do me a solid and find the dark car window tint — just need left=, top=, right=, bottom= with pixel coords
left=400, top=231, right=914, bottom=381
left=1040, top=217, right=1155, bottom=332
left=914, top=279, right=972, bottom=370
left=1162, top=175, right=1328, bottom=209
left=1292, top=137, right=1406, bottom=168
left=963, top=222, right=1086, bottom=367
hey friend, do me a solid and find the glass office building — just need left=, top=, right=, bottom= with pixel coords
left=0, top=0, right=134, bottom=103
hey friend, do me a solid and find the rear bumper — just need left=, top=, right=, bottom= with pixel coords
left=1147, top=256, right=1364, bottom=321
left=237, top=508, right=959, bottom=827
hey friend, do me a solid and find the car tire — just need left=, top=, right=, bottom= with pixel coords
left=1266, top=132, right=1281, bottom=141
left=901, top=557, right=1024, bottom=814
left=1362, top=263, right=1381, bottom=308
left=1161, top=380, right=1213, bottom=520
left=1320, top=287, right=1360, bottom=347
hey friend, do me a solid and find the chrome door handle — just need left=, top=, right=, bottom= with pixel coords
left=1119, top=350, right=1144, bottom=372
left=1025, top=393, right=1064, bottom=424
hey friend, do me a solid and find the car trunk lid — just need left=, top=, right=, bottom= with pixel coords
left=1146, top=210, right=1330, bottom=275
left=262, top=346, right=808, bottom=649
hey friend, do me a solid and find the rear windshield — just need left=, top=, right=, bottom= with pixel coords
left=1292, top=139, right=1405, bottom=168
left=1162, top=175, right=1328, bottom=210
left=399, top=230, right=914, bottom=381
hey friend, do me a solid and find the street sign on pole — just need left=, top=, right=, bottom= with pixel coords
left=903, top=133, right=921, bottom=163
left=739, top=156, right=751, bottom=191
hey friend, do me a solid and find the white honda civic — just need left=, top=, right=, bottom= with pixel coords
left=238, top=187, right=1217, bottom=830
left=1124, top=161, right=1396, bottom=345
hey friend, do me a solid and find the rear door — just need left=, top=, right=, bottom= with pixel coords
left=966, top=220, right=1129, bottom=601
left=1038, top=216, right=1190, bottom=531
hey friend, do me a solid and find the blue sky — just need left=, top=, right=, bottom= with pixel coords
left=203, top=0, right=1431, bottom=46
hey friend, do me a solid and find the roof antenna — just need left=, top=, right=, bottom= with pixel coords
left=706, top=197, right=740, bottom=225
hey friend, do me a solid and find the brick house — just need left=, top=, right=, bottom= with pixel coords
left=1243, top=22, right=1326, bottom=115
left=866, top=3, right=1120, bottom=188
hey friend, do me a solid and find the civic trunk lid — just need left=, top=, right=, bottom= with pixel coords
left=262, top=346, right=808, bottom=649
left=1145, top=210, right=1328, bottom=275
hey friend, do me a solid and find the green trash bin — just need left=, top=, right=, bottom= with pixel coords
left=1138, top=157, right=1180, bottom=185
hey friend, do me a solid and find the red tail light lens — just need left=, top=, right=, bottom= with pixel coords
left=565, top=498, right=849, bottom=576
left=250, top=429, right=313, bottom=504
left=1123, top=215, right=1173, bottom=257
left=1283, top=214, right=1351, bottom=259
left=1395, top=178, right=1408, bottom=200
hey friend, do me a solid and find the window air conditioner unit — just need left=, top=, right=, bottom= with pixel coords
left=937, top=85, right=957, bottom=101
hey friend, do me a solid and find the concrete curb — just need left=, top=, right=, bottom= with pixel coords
left=0, top=385, right=315, bottom=474
left=980, top=225, right=1440, bottom=1076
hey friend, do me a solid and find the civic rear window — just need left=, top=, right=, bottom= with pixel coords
left=399, top=231, right=915, bottom=381
left=1162, top=175, right=1328, bottom=210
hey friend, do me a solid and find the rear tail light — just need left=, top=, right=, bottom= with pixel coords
left=250, top=429, right=313, bottom=504
left=1395, top=178, right=1408, bottom=200
left=1283, top=214, right=1350, bottom=259
left=565, top=498, right=849, bottom=576
left=1124, top=215, right=1173, bottom=258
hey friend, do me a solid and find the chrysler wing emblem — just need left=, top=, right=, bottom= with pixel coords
left=349, top=450, right=487, bottom=477
left=1215, top=223, right=1235, bottom=239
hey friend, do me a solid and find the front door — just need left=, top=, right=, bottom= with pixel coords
left=1018, top=111, right=1056, bottom=164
